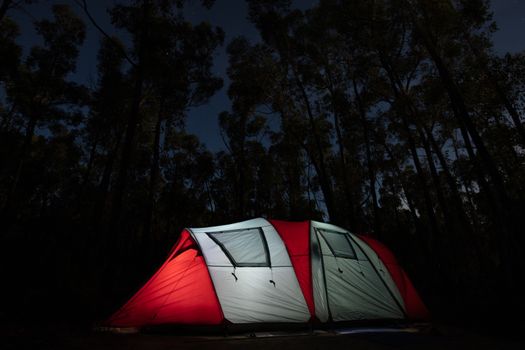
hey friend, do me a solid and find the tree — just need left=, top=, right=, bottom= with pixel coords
left=1, top=4, right=87, bottom=221
left=102, top=0, right=224, bottom=260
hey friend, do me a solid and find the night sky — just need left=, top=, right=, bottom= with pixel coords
left=9, top=0, right=525, bottom=151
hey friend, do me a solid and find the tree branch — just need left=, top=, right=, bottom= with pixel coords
left=74, top=0, right=137, bottom=68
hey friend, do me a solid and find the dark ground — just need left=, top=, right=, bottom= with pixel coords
left=2, top=324, right=524, bottom=350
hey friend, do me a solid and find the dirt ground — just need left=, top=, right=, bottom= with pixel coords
left=2, top=325, right=524, bottom=350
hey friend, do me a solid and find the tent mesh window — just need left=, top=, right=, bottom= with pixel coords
left=318, top=229, right=357, bottom=259
left=207, top=228, right=270, bottom=267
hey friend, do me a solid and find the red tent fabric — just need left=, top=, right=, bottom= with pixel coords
left=270, top=219, right=315, bottom=318
left=108, top=230, right=223, bottom=327
left=358, top=235, right=429, bottom=320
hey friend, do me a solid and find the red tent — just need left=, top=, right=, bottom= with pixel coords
left=108, top=219, right=428, bottom=327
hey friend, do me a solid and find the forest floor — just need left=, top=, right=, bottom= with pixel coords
left=1, top=323, right=524, bottom=350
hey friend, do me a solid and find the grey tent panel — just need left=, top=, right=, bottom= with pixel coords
left=311, top=225, right=330, bottom=322
left=192, top=219, right=310, bottom=324
left=323, top=256, right=404, bottom=320
left=311, top=221, right=405, bottom=321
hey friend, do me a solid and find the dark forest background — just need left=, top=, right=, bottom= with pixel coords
left=1, top=0, right=524, bottom=327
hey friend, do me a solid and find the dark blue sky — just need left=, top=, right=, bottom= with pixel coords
left=9, top=0, right=525, bottom=151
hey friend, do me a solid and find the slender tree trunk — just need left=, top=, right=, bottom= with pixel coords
left=380, top=136, right=420, bottom=228
left=237, top=114, right=247, bottom=219
left=285, top=154, right=301, bottom=219
left=92, top=129, right=125, bottom=239
left=419, top=129, right=450, bottom=225
left=292, top=68, right=339, bottom=224
left=423, top=127, right=460, bottom=198
left=76, top=138, right=99, bottom=235
left=82, top=139, right=98, bottom=187
left=2, top=114, right=37, bottom=214
left=325, top=68, right=360, bottom=229
left=332, top=101, right=359, bottom=228
left=365, top=138, right=380, bottom=236
left=401, top=113, right=440, bottom=239
left=352, top=79, right=380, bottom=236
left=451, top=133, right=480, bottom=230
left=107, top=45, right=145, bottom=249
left=204, top=180, right=215, bottom=214
left=143, top=103, right=164, bottom=249
left=98, top=135, right=122, bottom=203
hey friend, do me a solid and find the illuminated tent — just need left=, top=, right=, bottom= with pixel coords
left=107, top=218, right=428, bottom=327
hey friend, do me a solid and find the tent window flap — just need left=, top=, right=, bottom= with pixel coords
left=207, top=228, right=270, bottom=267
left=318, top=229, right=357, bottom=259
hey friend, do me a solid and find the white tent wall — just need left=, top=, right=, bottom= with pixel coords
left=311, top=221, right=405, bottom=321
left=351, top=234, right=406, bottom=312
left=190, top=218, right=310, bottom=323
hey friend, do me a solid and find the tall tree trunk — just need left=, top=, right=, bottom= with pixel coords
left=82, top=139, right=98, bottom=187
left=236, top=113, right=247, bottom=219
left=107, top=39, right=146, bottom=252
left=423, top=126, right=461, bottom=200
left=204, top=180, right=215, bottom=214
left=451, top=133, right=481, bottom=232
left=400, top=112, right=440, bottom=242
left=325, top=67, right=360, bottom=229
left=143, top=102, right=164, bottom=250
left=377, top=134, right=420, bottom=227
left=331, top=99, right=359, bottom=228
left=422, top=125, right=476, bottom=234
left=365, top=134, right=380, bottom=236
left=98, top=134, right=123, bottom=206
left=91, top=129, right=125, bottom=247
left=419, top=129, right=451, bottom=227
left=104, top=54, right=144, bottom=288
left=2, top=114, right=37, bottom=215
left=352, top=79, right=380, bottom=236
left=292, top=68, right=339, bottom=224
